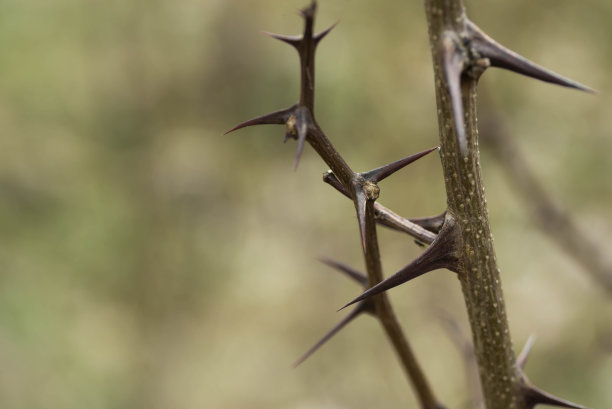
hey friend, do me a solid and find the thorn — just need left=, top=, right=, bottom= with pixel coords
left=322, top=171, right=350, bottom=198
left=284, top=106, right=311, bottom=169
left=524, top=384, right=586, bottom=409
left=319, top=257, right=368, bottom=287
left=351, top=178, right=380, bottom=252
left=517, top=334, right=536, bottom=370
left=263, top=6, right=334, bottom=51
left=340, top=214, right=460, bottom=310
left=224, top=105, right=297, bottom=135
left=314, top=21, right=339, bottom=45
left=294, top=302, right=369, bottom=367
left=360, top=146, right=438, bottom=183
left=293, top=107, right=310, bottom=171
left=409, top=211, right=447, bottom=234
left=354, top=188, right=368, bottom=252
left=292, top=106, right=310, bottom=170
left=262, top=31, right=302, bottom=49
left=466, top=21, right=596, bottom=94
left=441, top=33, right=468, bottom=157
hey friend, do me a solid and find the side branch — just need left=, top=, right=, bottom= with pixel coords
left=359, top=184, right=446, bottom=409
left=229, top=3, right=447, bottom=407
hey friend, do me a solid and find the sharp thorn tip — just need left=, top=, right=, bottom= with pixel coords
left=467, top=21, right=595, bottom=94
left=525, top=384, right=586, bottom=409
left=362, top=146, right=439, bottom=183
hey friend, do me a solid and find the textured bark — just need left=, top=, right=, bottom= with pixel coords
left=424, top=1, right=522, bottom=408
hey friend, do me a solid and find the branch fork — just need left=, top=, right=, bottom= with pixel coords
left=228, top=1, right=593, bottom=408
left=341, top=212, right=462, bottom=310
left=226, top=1, right=338, bottom=171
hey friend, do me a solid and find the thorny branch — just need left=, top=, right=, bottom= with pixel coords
left=420, top=0, right=592, bottom=408
left=227, top=1, right=595, bottom=408
left=228, top=2, right=444, bottom=408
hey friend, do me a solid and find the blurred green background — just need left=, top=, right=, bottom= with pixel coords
left=0, top=0, right=610, bottom=408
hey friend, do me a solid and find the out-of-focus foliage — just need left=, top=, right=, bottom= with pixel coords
left=0, top=0, right=610, bottom=408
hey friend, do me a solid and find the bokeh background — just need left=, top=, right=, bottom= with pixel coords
left=0, top=0, right=611, bottom=408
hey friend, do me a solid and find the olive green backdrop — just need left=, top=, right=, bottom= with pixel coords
left=0, top=0, right=610, bottom=408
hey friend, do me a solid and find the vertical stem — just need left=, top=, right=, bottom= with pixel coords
left=425, top=1, right=523, bottom=408
left=362, top=200, right=444, bottom=409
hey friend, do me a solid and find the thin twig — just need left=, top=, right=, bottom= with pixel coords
left=229, top=3, right=446, bottom=407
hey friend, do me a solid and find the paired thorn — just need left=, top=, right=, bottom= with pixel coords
left=437, top=20, right=594, bottom=160
left=466, top=21, right=595, bottom=94
left=263, top=21, right=337, bottom=51
left=340, top=214, right=461, bottom=310
left=441, top=33, right=468, bottom=157
left=523, top=384, right=586, bottom=409
left=224, top=105, right=297, bottom=135
left=294, top=258, right=373, bottom=367
left=264, top=0, right=335, bottom=113
left=516, top=336, right=587, bottom=408
left=228, top=1, right=337, bottom=169
left=517, top=334, right=536, bottom=370
left=360, top=146, right=439, bottom=183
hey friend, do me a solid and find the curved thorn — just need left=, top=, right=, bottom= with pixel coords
left=340, top=215, right=460, bottom=310
left=294, top=302, right=366, bottom=367
left=322, top=171, right=350, bottom=198
left=262, top=31, right=302, bottom=49
left=293, top=106, right=310, bottom=170
left=319, top=257, right=368, bottom=287
left=441, top=33, right=468, bottom=157
left=354, top=188, right=368, bottom=252
left=524, top=384, right=586, bottom=409
left=224, top=105, right=297, bottom=135
left=467, top=21, right=596, bottom=94
left=361, top=146, right=439, bottom=183
left=517, top=334, right=537, bottom=370
left=314, top=21, right=339, bottom=45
